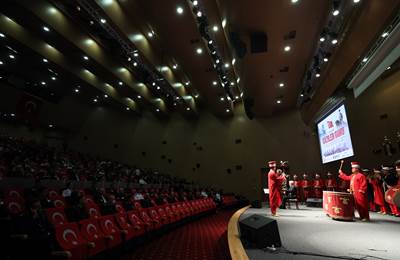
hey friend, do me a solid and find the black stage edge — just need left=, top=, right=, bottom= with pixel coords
left=240, top=204, right=400, bottom=260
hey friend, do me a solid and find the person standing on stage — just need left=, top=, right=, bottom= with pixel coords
left=339, top=162, right=370, bottom=221
left=268, top=161, right=286, bottom=216
left=302, top=173, right=313, bottom=200
left=369, top=169, right=387, bottom=214
left=326, top=172, right=337, bottom=191
left=314, top=174, right=325, bottom=198
left=382, top=165, right=400, bottom=217
left=293, top=174, right=304, bottom=202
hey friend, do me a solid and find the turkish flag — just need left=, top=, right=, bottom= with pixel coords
left=16, top=93, right=42, bottom=126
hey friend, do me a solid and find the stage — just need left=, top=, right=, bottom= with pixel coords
left=240, top=205, right=400, bottom=260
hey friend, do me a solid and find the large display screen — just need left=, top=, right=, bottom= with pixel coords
left=317, top=104, right=354, bottom=164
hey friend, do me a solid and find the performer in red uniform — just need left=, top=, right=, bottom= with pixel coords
left=382, top=165, right=400, bottom=216
left=369, top=169, right=387, bottom=214
left=326, top=172, right=337, bottom=191
left=293, top=174, right=303, bottom=202
left=339, top=162, right=370, bottom=221
left=267, top=161, right=286, bottom=216
left=314, top=174, right=325, bottom=198
left=302, top=173, right=313, bottom=200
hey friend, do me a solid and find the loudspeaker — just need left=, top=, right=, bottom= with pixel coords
left=239, top=214, right=281, bottom=249
left=229, top=31, right=247, bottom=59
left=306, top=198, right=322, bottom=207
left=251, top=200, right=262, bottom=208
left=243, top=97, right=254, bottom=120
left=250, top=32, right=268, bottom=53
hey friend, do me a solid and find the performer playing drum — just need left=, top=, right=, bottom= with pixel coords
left=267, top=161, right=286, bottom=217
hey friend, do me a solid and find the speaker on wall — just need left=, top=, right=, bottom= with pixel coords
left=239, top=214, right=281, bottom=249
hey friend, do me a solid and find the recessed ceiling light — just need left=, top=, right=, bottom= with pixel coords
left=284, top=45, right=291, bottom=52
left=323, top=57, right=329, bottom=62
left=100, top=18, right=106, bottom=24
left=126, top=107, right=130, bottom=111
left=147, top=32, right=154, bottom=38
left=381, top=32, right=389, bottom=38
left=316, top=73, right=321, bottom=78
left=134, top=52, right=139, bottom=57
left=193, top=0, right=198, bottom=6
left=235, top=96, right=239, bottom=100
left=93, top=98, right=98, bottom=102
left=152, top=82, right=156, bottom=86
left=230, top=82, right=235, bottom=86
left=320, top=37, right=325, bottom=42
left=51, top=76, right=56, bottom=80
left=331, top=39, right=338, bottom=45
left=279, top=83, right=284, bottom=87
left=74, top=88, right=80, bottom=93
left=119, top=81, right=123, bottom=86
left=133, top=62, right=138, bottom=67
left=176, top=6, right=184, bottom=14
left=353, top=0, right=360, bottom=2
left=90, top=20, right=94, bottom=25
left=291, top=0, right=299, bottom=3
left=277, top=100, right=282, bottom=104
left=197, top=11, right=202, bottom=17
left=300, top=94, right=304, bottom=97
left=213, top=81, right=217, bottom=86
left=43, top=26, right=50, bottom=32
left=42, top=58, right=48, bottom=63
left=104, top=94, right=108, bottom=98
left=224, top=63, right=230, bottom=68
left=220, top=97, right=224, bottom=101
left=333, top=10, right=340, bottom=16
left=9, top=54, right=15, bottom=59
left=156, top=86, right=160, bottom=90
left=186, top=107, right=190, bottom=111
left=386, top=66, right=391, bottom=70
left=208, top=40, right=213, bottom=44
left=137, top=95, right=141, bottom=99
left=362, top=57, right=368, bottom=62
left=49, top=124, right=53, bottom=128
left=196, top=48, right=203, bottom=54
left=41, top=81, right=46, bottom=85
left=156, top=108, right=160, bottom=112
left=0, top=33, right=5, bottom=38
left=216, top=59, right=220, bottom=64
left=173, top=64, right=178, bottom=69
left=212, top=25, right=219, bottom=32
left=83, top=55, right=89, bottom=60
left=185, top=81, right=190, bottom=86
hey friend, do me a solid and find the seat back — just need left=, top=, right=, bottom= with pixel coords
left=85, top=203, right=101, bottom=219
left=115, top=213, right=131, bottom=229
left=47, top=189, right=60, bottom=200
left=46, top=207, right=68, bottom=226
left=148, top=208, right=160, bottom=222
left=134, top=201, right=142, bottom=210
left=79, top=219, right=103, bottom=241
left=5, top=198, right=25, bottom=216
left=98, top=215, right=119, bottom=236
left=55, top=223, right=86, bottom=250
left=115, top=202, right=125, bottom=214
left=5, top=189, right=24, bottom=201
left=138, top=210, right=152, bottom=224
left=52, top=196, right=66, bottom=208
left=127, top=211, right=144, bottom=226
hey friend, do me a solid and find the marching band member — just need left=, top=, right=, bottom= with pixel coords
left=339, top=162, right=370, bottom=221
left=302, top=173, right=313, bottom=201
left=313, top=173, right=325, bottom=198
left=267, top=161, right=286, bottom=217
left=369, top=169, right=387, bottom=214
left=293, top=174, right=304, bottom=202
left=326, top=172, right=337, bottom=191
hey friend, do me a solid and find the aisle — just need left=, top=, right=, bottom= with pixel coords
left=123, top=210, right=234, bottom=260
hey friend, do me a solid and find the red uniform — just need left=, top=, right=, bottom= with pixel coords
left=268, top=169, right=286, bottom=215
left=303, top=179, right=314, bottom=200
left=314, top=178, right=325, bottom=198
left=369, top=178, right=387, bottom=214
left=326, top=177, right=337, bottom=191
left=339, top=171, right=369, bottom=220
left=293, top=179, right=303, bottom=202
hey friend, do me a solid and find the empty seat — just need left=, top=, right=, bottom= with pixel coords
left=79, top=219, right=107, bottom=256
left=98, top=215, right=122, bottom=248
left=114, top=213, right=139, bottom=240
left=46, top=207, right=68, bottom=226
left=126, top=210, right=147, bottom=234
left=54, top=223, right=89, bottom=260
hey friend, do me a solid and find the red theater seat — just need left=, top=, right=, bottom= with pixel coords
left=156, top=206, right=170, bottom=225
left=46, top=189, right=60, bottom=200
left=147, top=207, right=163, bottom=227
left=79, top=219, right=107, bottom=256
left=114, top=213, right=139, bottom=240
left=98, top=215, right=122, bottom=248
left=46, top=207, right=68, bottom=226
left=138, top=209, right=159, bottom=230
left=127, top=210, right=147, bottom=234
left=170, top=204, right=183, bottom=220
left=163, top=205, right=178, bottom=223
left=5, top=189, right=24, bottom=201
left=54, top=223, right=89, bottom=260
left=83, top=196, right=95, bottom=205
left=52, top=195, right=66, bottom=208
left=85, top=203, right=101, bottom=219
left=134, top=201, right=142, bottom=210
left=5, top=198, right=24, bottom=216
left=115, top=202, right=125, bottom=214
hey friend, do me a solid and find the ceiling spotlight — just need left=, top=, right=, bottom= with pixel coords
left=362, top=57, right=368, bottom=63
left=226, top=109, right=230, bottom=113
left=386, top=66, right=391, bottom=70
left=156, top=86, right=160, bottom=90
left=331, top=39, right=338, bottom=45
left=51, top=76, right=56, bottom=81
left=279, top=83, right=284, bottom=87
left=230, top=82, right=235, bottom=86
left=316, top=73, right=321, bottom=78
left=90, top=20, right=94, bottom=25
left=0, top=33, right=5, bottom=38
left=185, top=81, right=190, bottom=86
left=104, top=94, right=108, bottom=98
left=93, top=98, right=98, bottom=102
left=320, top=37, right=325, bottom=42
left=42, top=58, right=48, bottom=63
left=333, top=9, right=340, bottom=16
left=323, top=57, right=328, bottom=62
left=277, top=99, right=282, bottom=104
left=127, top=57, right=132, bottom=61
left=0, top=61, right=3, bottom=65
left=186, top=107, right=190, bottom=111
left=197, top=11, right=202, bottom=17
left=208, top=40, right=213, bottom=44
left=172, top=64, right=178, bottom=69
left=212, top=25, right=219, bottom=32
left=173, top=102, right=177, bottom=106
left=74, top=88, right=80, bottom=93
left=43, top=26, right=50, bottom=32
left=193, top=0, right=198, bottom=6
left=41, top=81, right=46, bottom=85
left=232, top=58, right=236, bottom=65
left=137, top=95, right=141, bottom=99
left=176, top=6, right=184, bottom=14
left=213, top=81, right=217, bottom=86
left=119, top=81, right=123, bottom=86
left=152, top=82, right=156, bottom=86
left=9, top=54, right=15, bottom=59
left=224, top=63, right=230, bottom=68
left=284, top=45, right=291, bottom=52
left=133, top=62, right=138, bottom=67
left=147, top=32, right=154, bottom=38
left=353, top=0, right=360, bottom=3
left=235, top=96, right=239, bottom=100
left=216, top=59, right=220, bottom=64
left=83, top=55, right=89, bottom=60
left=220, top=97, right=224, bottom=101
left=156, top=108, right=160, bottom=112
left=300, top=94, right=304, bottom=97
left=381, top=32, right=389, bottom=38
left=100, top=18, right=106, bottom=24
left=196, top=48, right=203, bottom=54
left=133, top=52, right=139, bottom=57
left=126, top=107, right=130, bottom=111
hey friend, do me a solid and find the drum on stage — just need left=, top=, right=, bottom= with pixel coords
left=323, top=191, right=354, bottom=221
left=385, top=186, right=400, bottom=207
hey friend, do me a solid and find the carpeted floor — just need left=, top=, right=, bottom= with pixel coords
left=123, top=210, right=234, bottom=260
left=241, top=205, right=400, bottom=260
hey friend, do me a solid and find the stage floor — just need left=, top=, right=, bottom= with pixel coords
left=240, top=205, right=400, bottom=260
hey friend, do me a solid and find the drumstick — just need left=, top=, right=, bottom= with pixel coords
left=339, top=160, right=344, bottom=172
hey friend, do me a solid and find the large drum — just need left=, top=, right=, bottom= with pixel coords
left=385, top=186, right=400, bottom=208
left=323, top=191, right=354, bottom=221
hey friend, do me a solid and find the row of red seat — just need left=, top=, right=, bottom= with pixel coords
left=222, top=195, right=238, bottom=207
left=47, top=198, right=216, bottom=259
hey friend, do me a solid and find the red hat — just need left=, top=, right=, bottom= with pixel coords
left=268, top=161, right=277, bottom=167
left=351, top=162, right=360, bottom=169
